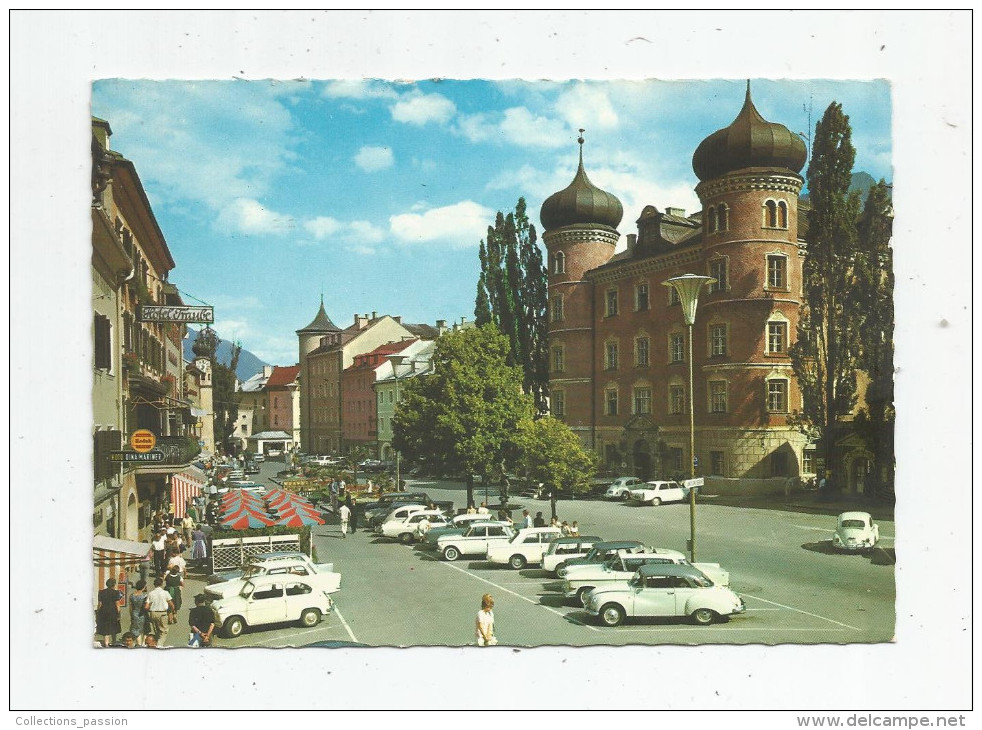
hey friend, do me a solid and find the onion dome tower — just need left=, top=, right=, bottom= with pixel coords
left=540, top=132, right=622, bottom=446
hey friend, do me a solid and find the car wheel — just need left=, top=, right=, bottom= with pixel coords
left=577, top=586, right=595, bottom=607
left=399, top=532, right=415, bottom=545
left=651, top=497, right=661, bottom=506
left=621, top=492, right=629, bottom=501
left=223, top=616, right=245, bottom=638
left=442, top=546, right=460, bottom=561
left=555, top=562, right=568, bottom=578
left=300, top=608, right=321, bottom=628
left=509, top=554, right=527, bottom=570
left=691, top=607, right=716, bottom=625
left=599, top=603, right=625, bottom=627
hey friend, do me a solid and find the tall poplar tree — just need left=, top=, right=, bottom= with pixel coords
left=474, top=197, right=549, bottom=413
left=790, top=102, right=862, bottom=481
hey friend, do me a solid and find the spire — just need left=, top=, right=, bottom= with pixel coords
left=539, top=131, right=623, bottom=232
left=296, top=297, right=340, bottom=335
left=577, top=128, right=585, bottom=170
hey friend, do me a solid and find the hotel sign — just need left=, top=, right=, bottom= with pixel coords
left=138, top=305, right=214, bottom=323
left=110, top=450, right=164, bottom=463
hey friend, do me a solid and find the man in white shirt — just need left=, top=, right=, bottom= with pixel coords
left=338, top=503, right=351, bottom=538
left=144, top=577, right=175, bottom=646
left=478, top=502, right=490, bottom=515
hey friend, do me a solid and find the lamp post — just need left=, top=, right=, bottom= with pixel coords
left=387, top=354, right=407, bottom=492
left=663, top=273, right=715, bottom=562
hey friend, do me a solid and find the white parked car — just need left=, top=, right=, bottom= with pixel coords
left=832, top=511, right=880, bottom=553
left=205, top=555, right=341, bottom=600
left=584, top=564, right=745, bottom=627
left=377, top=503, right=428, bottom=529
left=541, top=536, right=605, bottom=576
left=377, top=509, right=449, bottom=544
left=629, top=480, right=687, bottom=506
left=604, top=477, right=645, bottom=500
left=213, top=575, right=334, bottom=638
left=438, top=522, right=516, bottom=562
left=486, top=527, right=563, bottom=569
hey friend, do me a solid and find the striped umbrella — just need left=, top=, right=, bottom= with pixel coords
left=220, top=510, right=275, bottom=530
left=274, top=510, right=325, bottom=527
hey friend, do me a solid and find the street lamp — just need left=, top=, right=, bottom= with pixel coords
left=387, top=353, right=407, bottom=492
left=663, top=273, right=716, bottom=563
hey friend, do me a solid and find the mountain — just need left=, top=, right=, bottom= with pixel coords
left=183, top=327, right=270, bottom=382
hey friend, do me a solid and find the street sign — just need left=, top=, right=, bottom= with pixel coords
left=110, top=450, right=164, bottom=463
left=693, top=456, right=699, bottom=467
left=138, top=305, right=214, bottom=323
left=683, top=477, right=705, bottom=488
left=130, top=429, right=156, bottom=453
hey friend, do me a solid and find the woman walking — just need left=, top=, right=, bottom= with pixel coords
left=127, top=579, right=148, bottom=646
left=95, top=578, right=123, bottom=647
left=164, top=564, right=184, bottom=625
left=190, top=525, right=208, bottom=569
left=475, top=593, right=496, bottom=647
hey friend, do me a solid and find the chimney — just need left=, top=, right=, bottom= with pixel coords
left=626, top=233, right=637, bottom=254
left=355, top=314, right=369, bottom=329
left=263, top=365, right=274, bottom=378
left=371, top=311, right=377, bottom=320
left=436, top=319, right=447, bottom=334
left=393, top=316, right=402, bottom=324
left=665, top=207, right=686, bottom=218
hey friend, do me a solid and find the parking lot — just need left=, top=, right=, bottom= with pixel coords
left=212, top=466, right=895, bottom=649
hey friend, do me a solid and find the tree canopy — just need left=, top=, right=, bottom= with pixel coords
left=513, top=415, right=596, bottom=516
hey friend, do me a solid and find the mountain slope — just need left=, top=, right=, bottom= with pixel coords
left=183, top=327, right=270, bottom=381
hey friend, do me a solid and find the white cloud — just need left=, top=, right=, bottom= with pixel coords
left=347, top=220, right=386, bottom=244
left=302, top=217, right=386, bottom=253
left=391, top=92, right=456, bottom=126
left=354, top=145, right=394, bottom=172
left=389, top=201, right=495, bottom=248
left=304, top=216, right=343, bottom=239
left=321, top=80, right=399, bottom=100
left=216, top=198, right=295, bottom=236
left=456, top=107, right=569, bottom=148
left=555, top=83, right=620, bottom=130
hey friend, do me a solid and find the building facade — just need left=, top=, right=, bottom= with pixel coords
left=543, top=88, right=811, bottom=481
left=341, top=340, right=417, bottom=453
left=374, top=339, right=436, bottom=462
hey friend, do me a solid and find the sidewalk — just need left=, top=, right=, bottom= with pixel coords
left=699, top=490, right=895, bottom=522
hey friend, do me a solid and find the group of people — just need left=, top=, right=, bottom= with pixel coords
left=515, top=509, right=579, bottom=536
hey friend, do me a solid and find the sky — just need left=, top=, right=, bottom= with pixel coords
left=91, top=78, right=892, bottom=367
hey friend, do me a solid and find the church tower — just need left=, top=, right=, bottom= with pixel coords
left=296, top=297, right=340, bottom=452
left=540, top=133, right=623, bottom=447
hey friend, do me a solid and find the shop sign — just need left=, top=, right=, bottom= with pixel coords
left=138, top=305, right=214, bottom=323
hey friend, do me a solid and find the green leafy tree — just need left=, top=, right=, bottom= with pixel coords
left=789, top=102, right=862, bottom=481
left=392, top=325, right=534, bottom=509
left=513, top=416, right=597, bottom=519
left=208, top=334, right=241, bottom=456
left=851, top=180, right=895, bottom=497
left=474, top=198, right=549, bottom=413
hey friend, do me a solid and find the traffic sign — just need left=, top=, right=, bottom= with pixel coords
left=683, top=477, right=705, bottom=488
left=130, top=429, right=156, bottom=453
left=110, top=450, right=164, bottom=463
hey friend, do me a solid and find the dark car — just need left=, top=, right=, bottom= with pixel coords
left=244, top=461, right=260, bottom=474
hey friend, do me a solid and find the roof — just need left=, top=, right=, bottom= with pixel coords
left=266, top=365, right=300, bottom=388
left=637, top=563, right=705, bottom=578
left=247, top=430, right=292, bottom=440
left=297, top=299, right=340, bottom=334
left=594, top=540, right=644, bottom=549
left=402, top=323, right=439, bottom=339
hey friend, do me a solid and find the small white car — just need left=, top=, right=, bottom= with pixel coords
left=377, top=509, right=449, bottom=544
left=213, top=575, right=334, bottom=638
left=629, top=480, right=687, bottom=506
left=438, top=522, right=516, bottom=562
left=486, top=527, right=563, bottom=569
left=377, top=503, right=428, bottom=529
left=419, top=513, right=495, bottom=549
left=206, top=556, right=341, bottom=600
left=604, top=477, right=645, bottom=500
left=832, top=511, right=880, bottom=553
left=541, top=536, right=605, bottom=576
left=584, top=563, right=745, bottom=627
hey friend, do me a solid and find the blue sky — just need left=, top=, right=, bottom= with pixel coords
left=92, top=78, right=892, bottom=366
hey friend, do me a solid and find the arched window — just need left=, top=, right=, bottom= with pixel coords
left=777, top=201, right=788, bottom=229
left=706, top=206, right=717, bottom=233
left=764, top=200, right=778, bottom=228
left=717, top=203, right=729, bottom=232
left=554, top=250, right=566, bottom=274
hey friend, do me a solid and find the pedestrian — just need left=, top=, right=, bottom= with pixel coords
left=188, top=594, right=215, bottom=648
left=182, top=513, right=195, bottom=545
left=521, top=510, right=533, bottom=530
left=338, top=502, right=351, bottom=538
left=95, top=578, right=123, bottom=647
left=167, top=548, right=187, bottom=578
left=349, top=501, right=359, bottom=533
left=550, top=516, right=562, bottom=530
left=120, top=632, right=137, bottom=649
left=533, top=511, right=545, bottom=528
left=475, top=593, right=496, bottom=646
left=570, top=521, right=580, bottom=537
left=128, top=579, right=148, bottom=646
left=478, top=502, right=490, bottom=515
left=561, top=520, right=572, bottom=536
left=466, top=503, right=477, bottom=515
left=144, top=577, right=174, bottom=646
left=151, top=529, right=167, bottom=576
left=164, top=563, right=184, bottom=625
left=191, top=524, right=208, bottom=568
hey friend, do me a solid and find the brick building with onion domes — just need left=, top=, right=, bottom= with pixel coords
left=543, top=84, right=815, bottom=482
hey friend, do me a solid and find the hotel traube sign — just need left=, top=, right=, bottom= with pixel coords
left=138, top=305, right=214, bottom=323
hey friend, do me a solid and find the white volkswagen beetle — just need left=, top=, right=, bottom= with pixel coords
left=832, top=511, right=880, bottom=553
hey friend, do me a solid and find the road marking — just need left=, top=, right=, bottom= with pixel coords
left=333, top=604, right=359, bottom=643
left=741, top=594, right=862, bottom=631
left=609, top=626, right=846, bottom=633
left=439, top=560, right=600, bottom=632
left=250, top=624, right=331, bottom=646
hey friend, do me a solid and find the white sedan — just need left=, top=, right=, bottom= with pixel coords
left=604, top=477, right=645, bottom=500
left=378, top=509, right=449, bottom=544
left=214, top=576, right=334, bottom=638
left=629, top=480, right=687, bottom=506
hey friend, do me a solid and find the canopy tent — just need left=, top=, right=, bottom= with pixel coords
left=171, top=466, right=207, bottom=518
left=274, top=510, right=324, bottom=527
left=220, top=510, right=275, bottom=530
left=92, top=535, right=152, bottom=608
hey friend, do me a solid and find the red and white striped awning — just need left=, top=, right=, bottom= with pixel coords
left=93, top=535, right=151, bottom=608
left=171, top=466, right=207, bottom=518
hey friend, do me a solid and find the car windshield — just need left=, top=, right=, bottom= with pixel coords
left=242, top=565, right=266, bottom=578
left=841, top=519, right=866, bottom=529
left=239, top=581, right=256, bottom=598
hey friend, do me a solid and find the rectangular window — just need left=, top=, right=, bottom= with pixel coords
left=709, top=259, right=727, bottom=292
left=767, top=380, right=788, bottom=412
left=552, top=390, right=565, bottom=417
left=605, top=289, right=619, bottom=317
left=605, top=342, right=618, bottom=370
left=670, top=447, right=684, bottom=472
left=551, top=295, right=564, bottom=323
left=605, top=389, right=618, bottom=416
left=710, top=381, right=727, bottom=413
left=94, top=314, right=111, bottom=370
left=767, top=255, right=787, bottom=289
left=670, top=333, right=685, bottom=363
left=669, top=384, right=685, bottom=415
left=710, top=451, right=725, bottom=476
left=668, top=286, right=680, bottom=305
left=768, top=321, right=787, bottom=354
left=710, top=324, right=727, bottom=356
left=635, top=283, right=649, bottom=311
left=635, top=337, right=650, bottom=367
left=803, top=451, right=814, bottom=475
left=633, top=387, right=651, bottom=415
left=552, top=347, right=565, bottom=372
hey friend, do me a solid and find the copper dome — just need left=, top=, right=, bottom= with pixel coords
left=540, top=138, right=623, bottom=232
left=692, top=83, right=807, bottom=182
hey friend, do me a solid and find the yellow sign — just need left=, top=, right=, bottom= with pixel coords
left=130, top=429, right=156, bottom=453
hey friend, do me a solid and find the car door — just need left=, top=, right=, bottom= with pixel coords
left=247, top=582, right=288, bottom=626
left=284, top=581, right=315, bottom=620
left=466, top=525, right=489, bottom=554
left=633, top=575, right=680, bottom=617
